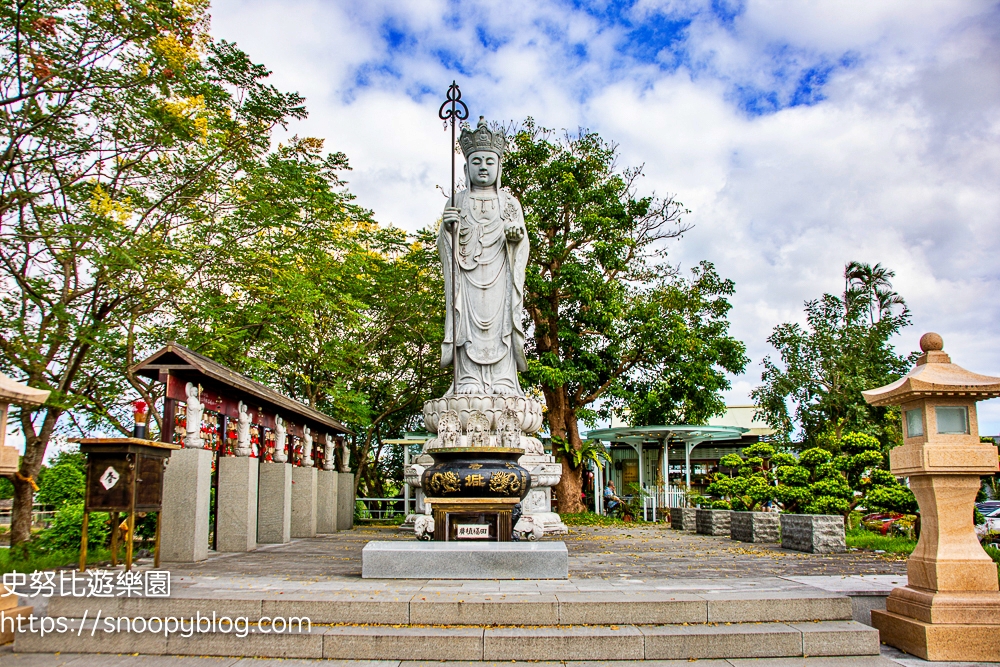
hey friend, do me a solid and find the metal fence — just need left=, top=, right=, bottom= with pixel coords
left=355, top=497, right=417, bottom=521
left=0, top=503, right=57, bottom=526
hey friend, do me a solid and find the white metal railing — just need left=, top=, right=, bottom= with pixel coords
left=642, top=487, right=688, bottom=521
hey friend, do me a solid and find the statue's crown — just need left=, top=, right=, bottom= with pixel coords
left=460, top=116, right=507, bottom=158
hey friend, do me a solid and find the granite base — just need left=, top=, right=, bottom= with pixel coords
left=336, top=472, right=354, bottom=531
left=316, top=469, right=339, bottom=534
left=159, top=447, right=212, bottom=562
left=361, top=540, right=568, bottom=579
left=291, top=466, right=318, bottom=538
left=257, top=461, right=292, bottom=544
left=215, top=456, right=258, bottom=552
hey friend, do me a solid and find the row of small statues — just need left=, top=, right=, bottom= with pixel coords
left=435, top=407, right=543, bottom=455
left=182, top=381, right=349, bottom=471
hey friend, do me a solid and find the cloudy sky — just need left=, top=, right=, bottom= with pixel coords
left=211, top=0, right=1000, bottom=434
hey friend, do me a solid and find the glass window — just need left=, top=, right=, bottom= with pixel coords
left=905, top=409, right=924, bottom=438
left=935, top=406, right=969, bottom=435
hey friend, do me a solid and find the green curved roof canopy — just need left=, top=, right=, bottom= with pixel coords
left=585, top=425, right=748, bottom=444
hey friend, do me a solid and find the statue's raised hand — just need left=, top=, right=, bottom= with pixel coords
left=442, top=206, right=460, bottom=233
left=505, top=223, right=524, bottom=243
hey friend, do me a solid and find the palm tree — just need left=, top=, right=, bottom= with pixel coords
left=844, top=261, right=907, bottom=325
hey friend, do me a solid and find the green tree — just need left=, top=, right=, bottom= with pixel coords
left=0, top=0, right=305, bottom=546
left=35, top=462, right=85, bottom=506
left=503, top=121, right=748, bottom=513
left=173, top=139, right=448, bottom=498
left=751, top=262, right=913, bottom=446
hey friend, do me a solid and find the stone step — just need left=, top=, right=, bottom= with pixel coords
left=44, top=589, right=853, bottom=625
left=13, top=620, right=880, bottom=661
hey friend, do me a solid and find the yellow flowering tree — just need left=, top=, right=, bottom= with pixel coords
left=0, top=0, right=304, bottom=547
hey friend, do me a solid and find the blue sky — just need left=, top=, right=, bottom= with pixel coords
left=202, top=0, right=1000, bottom=435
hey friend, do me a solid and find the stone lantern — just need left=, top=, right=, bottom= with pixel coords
left=0, top=372, right=50, bottom=476
left=0, top=372, right=49, bottom=644
left=862, top=332, right=1000, bottom=661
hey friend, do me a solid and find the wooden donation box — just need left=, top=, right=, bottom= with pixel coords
left=73, top=437, right=180, bottom=571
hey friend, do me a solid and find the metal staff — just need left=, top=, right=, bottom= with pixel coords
left=438, top=81, right=469, bottom=393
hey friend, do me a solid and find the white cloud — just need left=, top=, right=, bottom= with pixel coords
left=209, top=0, right=1000, bottom=434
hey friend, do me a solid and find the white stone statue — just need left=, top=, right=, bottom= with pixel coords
left=273, top=416, right=288, bottom=463
left=235, top=401, right=252, bottom=457
left=183, top=382, right=204, bottom=449
left=338, top=438, right=350, bottom=473
left=323, top=434, right=335, bottom=470
left=439, top=117, right=528, bottom=396
left=466, top=411, right=490, bottom=447
left=301, top=425, right=313, bottom=467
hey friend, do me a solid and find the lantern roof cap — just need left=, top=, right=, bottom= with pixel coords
left=0, top=372, right=50, bottom=407
left=862, top=333, right=1000, bottom=407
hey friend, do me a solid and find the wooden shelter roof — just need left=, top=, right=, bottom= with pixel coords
left=131, top=342, right=352, bottom=435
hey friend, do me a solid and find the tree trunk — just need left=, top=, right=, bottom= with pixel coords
left=11, top=406, right=59, bottom=547
left=10, top=473, right=35, bottom=548
left=547, top=388, right=586, bottom=514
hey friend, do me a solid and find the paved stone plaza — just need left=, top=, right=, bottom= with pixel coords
left=8, top=527, right=993, bottom=666
left=158, top=524, right=906, bottom=580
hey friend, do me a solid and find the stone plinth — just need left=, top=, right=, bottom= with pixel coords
left=671, top=507, right=697, bottom=531
left=159, top=447, right=212, bottom=562
left=361, top=540, right=568, bottom=579
left=337, top=472, right=354, bottom=531
left=518, top=454, right=568, bottom=536
left=317, top=469, right=339, bottom=534
left=780, top=514, right=845, bottom=553
left=216, top=456, right=258, bottom=552
left=696, top=509, right=731, bottom=536
left=291, top=465, right=318, bottom=538
left=0, top=605, right=32, bottom=644
left=257, top=461, right=292, bottom=544
left=731, top=511, right=780, bottom=543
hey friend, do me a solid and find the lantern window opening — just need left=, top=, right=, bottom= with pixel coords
left=905, top=408, right=924, bottom=438
left=934, top=405, right=969, bottom=435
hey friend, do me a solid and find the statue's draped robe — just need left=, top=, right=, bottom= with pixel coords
left=438, top=186, right=528, bottom=395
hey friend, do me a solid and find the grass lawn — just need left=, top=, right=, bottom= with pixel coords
left=561, top=511, right=667, bottom=527
left=0, top=547, right=113, bottom=576
left=845, top=527, right=916, bottom=555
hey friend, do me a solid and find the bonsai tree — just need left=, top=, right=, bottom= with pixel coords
left=771, top=432, right=916, bottom=519
left=704, top=443, right=779, bottom=511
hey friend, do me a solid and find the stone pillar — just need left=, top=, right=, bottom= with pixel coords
left=216, top=456, right=258, bottom=552
left=257, top=461, right=292, bottom=544
left=316, top=469, right=339, bottom=534
left=337, top=472, right=354, bottom=531
left=291, top=465, right=318, bottom=538
left=159, top=447, right=212, bottom=562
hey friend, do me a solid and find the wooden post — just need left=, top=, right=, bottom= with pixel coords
left=78, top=512, right=89, bottom=572
left=109, top=511, right=119, bottom=566
left=162, top=397, right=177, bottom=444
left=125, top=511, right=136, bottom=570
left=125, top=453, right=137, bottom=570
left=153, top=510, right=162, bottom=568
